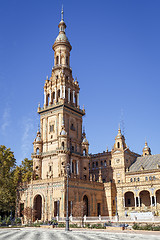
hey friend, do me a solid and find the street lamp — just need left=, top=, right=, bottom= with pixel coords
left=66, top=163, right=70, bottom=231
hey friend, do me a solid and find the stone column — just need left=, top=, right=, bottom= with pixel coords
left=73, top=90, right=75, bottom=104
left=54, top=87, right=57, bottom=103
left=77, top=93, right=79, bottom=107
left=123, top=196, right=125, bottom=208
left=135, top=197, right=137, bottom=208
left=151, top=196, right=153, bottom=207
left=44, top=90, right=46, bottom=106
left=138, top=196, right=140, bottom=207
left=68, top=88, right=70, bottom=102
left=63, top=85, right=65, bottom=99
left=76, top=161, right=79, bottom=175
left=49, top=89, right=52, bottom=104
left=155, top=195, right=157, bottom=207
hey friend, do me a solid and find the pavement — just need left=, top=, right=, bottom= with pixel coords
left=0, top=228, right=160, bottom=240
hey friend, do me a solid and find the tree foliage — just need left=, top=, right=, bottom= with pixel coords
left=14, top=158, right=33, bottom=187
left=0, top=145, right=16, bottom=214
left=0, top=145, right=33, bottom=216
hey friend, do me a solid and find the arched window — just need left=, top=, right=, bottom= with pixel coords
left=104, top=160, right=107, bottom=166
left=58, top=89, right=60, bottom=98
left=117, top=142, right=120, bottom=148
left=92, top=162, right=94, bottom=168
left=56, top=56, right=59, bottom=65
left=62, top=142, right=64, bottom=149
left=53, top=91, right=55, bottom=102
left=70, top=91, right=72, bottom=102
left=36, top=148, right=39, bottom=154
left=83, top=149, right=86, bottom=156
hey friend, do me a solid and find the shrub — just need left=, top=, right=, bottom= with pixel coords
left=58, top=223, right=65, bottom=228
left=132, top=223, right=160, bottom=231
left=91, top=224, right=105, bottom=229
left=69, top=223, right=80, bottom=228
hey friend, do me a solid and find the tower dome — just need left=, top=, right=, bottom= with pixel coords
left=53, top=6, right=72, bottom=51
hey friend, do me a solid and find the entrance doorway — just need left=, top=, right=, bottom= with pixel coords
left=34, top=195, right=42, bottom=220
left=83, top=195, right=89, bottom=216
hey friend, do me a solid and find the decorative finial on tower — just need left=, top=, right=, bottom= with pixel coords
left=46, top=75, right=48, bottom=80
left=83, top=126, right=85, bottom=134
left=118, top=123, right=121, bottom=135
left=61, top=5, right=64, bottom=21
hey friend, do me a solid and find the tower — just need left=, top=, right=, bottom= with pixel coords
left=32, top=8, right=86, bottom=180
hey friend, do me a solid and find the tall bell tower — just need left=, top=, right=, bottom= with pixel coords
left=32, top=8, right=87, bottom=180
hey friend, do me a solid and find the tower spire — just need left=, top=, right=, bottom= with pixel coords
left=61, top=5, right=64, bottom=21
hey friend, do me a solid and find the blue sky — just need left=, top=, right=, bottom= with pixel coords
left=0, top=0, right=160, bottom=165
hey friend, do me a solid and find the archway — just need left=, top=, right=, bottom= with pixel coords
left=124, top=191, right=134, bottom=207
left=156, top=190, right=160, bottom=207
left=139, top=190, right=150, bottom=207
left=34, top=195, right=42, bottom=220
left=83, top=195, right=89, bottom=216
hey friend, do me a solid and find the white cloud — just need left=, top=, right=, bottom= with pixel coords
left=1, top=106, right=10, bottom=134
left=21, top=117, right=35, bottom=160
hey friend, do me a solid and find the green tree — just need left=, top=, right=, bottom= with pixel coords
left=14, top=158, right=33, bottom=187
left=0, top=145, right=16, bottom=216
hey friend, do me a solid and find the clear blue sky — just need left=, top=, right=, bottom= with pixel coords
left=0, top=0, right=160, bottom=165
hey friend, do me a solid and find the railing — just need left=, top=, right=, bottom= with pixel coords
left=55, top=215, right=160, bottom=223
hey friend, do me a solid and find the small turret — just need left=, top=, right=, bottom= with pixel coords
left=32, top=128, right=42, bottom=179
left=142, top=140, right=151, bottom=156
left=33, top=129, right=42, bottom=154
left=82, top=129, right=89, bottom=156
left=113, top=126, right=127, bottom=151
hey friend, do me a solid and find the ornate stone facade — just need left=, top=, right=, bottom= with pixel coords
left=18, top=10, right=160, bottom=221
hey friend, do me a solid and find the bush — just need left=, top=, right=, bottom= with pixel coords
left=58, top=223, right=65, bottom=228
left=69, top=223, right=80, bottom=228
left=132, top=223, right=160, bottom=231
left=15, top=218, right=21, bottom=225
left=91, top=224, right=105, bottom=229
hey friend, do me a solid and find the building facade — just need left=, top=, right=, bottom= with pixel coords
left=18, top=10, right=160, bottom=221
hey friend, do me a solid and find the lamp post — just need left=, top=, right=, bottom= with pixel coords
left=66, top=163, right=70, bottom=231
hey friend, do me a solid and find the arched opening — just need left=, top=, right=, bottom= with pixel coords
left=83, top=149, right=86, bottom=156
left=124, top=191, right=134, bottom=207
left=65, top=89, right=68, bottom=102
left=75, top=93, right=77, bottom=107
left=58, top=89, right=60, bottom=98
left=83, top=195, right=89, bottom=216
left=62, top=141, right=64, bottom=149
left=139, top=190, right=150, bottom=207
left=56, top=56, right=59, bottom=65
left=34, top=195, right=42, bottom=221
left=156, top=190, right=160, bottom=207
left=70, top=91, right=72, bottom=103
left=117, top=142, right=120, bottom=148
left=36, top=148, right=39, bottom=154
left=52, top=91, right=55, bottom=103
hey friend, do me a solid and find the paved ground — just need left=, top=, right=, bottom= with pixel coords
left=0, top=228, right=160, bottom=240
